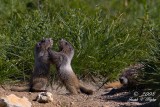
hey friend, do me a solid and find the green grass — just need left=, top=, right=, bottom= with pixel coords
left=0, top=0, right=160, bottom=84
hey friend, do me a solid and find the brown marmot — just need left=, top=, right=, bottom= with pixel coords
left=11, top=38, right=53, bottom=92
left=119, top=63, right=144, bottom=88
left=104, top=63, right=145, bottom=92
left=48, top=39, right=93, bottom=95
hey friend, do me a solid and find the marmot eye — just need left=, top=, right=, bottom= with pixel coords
left=65, top=42, right=68, bottom=45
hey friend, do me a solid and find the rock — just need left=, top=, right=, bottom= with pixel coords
left=0, top=94, right=32, bottom=107
left=34, top=92, right=53, bottom=103
left=70, top=102, right=74, bottom=105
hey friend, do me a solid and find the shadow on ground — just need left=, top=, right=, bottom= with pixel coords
left=102, top=89, right=159, bottom=107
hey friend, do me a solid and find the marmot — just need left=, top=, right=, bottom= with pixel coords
left=11, top=38, right=53, bottom=92
left=48, top=39, right=93, bottom=95
left=104, top=63, right=145, bottom=91
left=119, top=63, right=144, bottom=87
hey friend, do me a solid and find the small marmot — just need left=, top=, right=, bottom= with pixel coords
left=104, top=63, right=145, bottom=94
left=48, top=39, right=93, bottom=95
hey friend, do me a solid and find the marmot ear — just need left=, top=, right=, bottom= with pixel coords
left=41, top=39, right=45, bottom=43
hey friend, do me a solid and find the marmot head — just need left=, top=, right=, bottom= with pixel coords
left=36, top=38, right=53, bottom=51
left=59, top=39, right=74, bottom=59
left=35, top=38, right=53, bottom=58
left=119, top=64, right=144, bottom=86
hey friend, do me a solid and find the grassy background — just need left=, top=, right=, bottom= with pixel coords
left=0, top=0, right=160, bottom=84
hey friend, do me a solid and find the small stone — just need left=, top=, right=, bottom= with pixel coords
left=34, top=92, right=54, bottom=103
left=70, top=102, right=74, bottom=105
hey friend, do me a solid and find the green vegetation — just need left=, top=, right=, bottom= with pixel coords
left=0, top=0, right=160, bottom=93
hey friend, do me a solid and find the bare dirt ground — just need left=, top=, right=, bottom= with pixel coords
left=0, top=81, right=149, bottom=107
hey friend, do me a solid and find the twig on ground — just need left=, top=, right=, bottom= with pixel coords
left=96, top=78, right=109, bottom=91
left=1, top=85, right=6, bottom=90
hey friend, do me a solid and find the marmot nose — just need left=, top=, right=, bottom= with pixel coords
left=119, top=77, right=124, bottom=83
left=119, top=77, right=128, bottom=85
